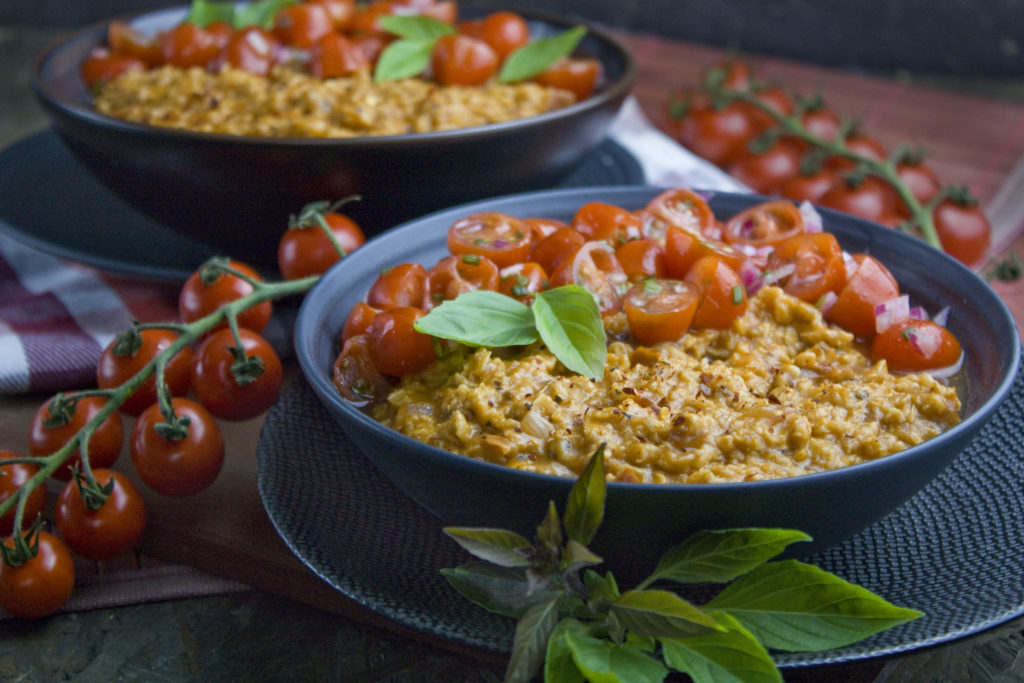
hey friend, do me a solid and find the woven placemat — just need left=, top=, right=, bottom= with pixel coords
left=257, top=364, right=1024, bottom=668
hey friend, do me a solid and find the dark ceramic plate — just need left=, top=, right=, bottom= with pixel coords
left=257, top=364, right=1024, bottom=667
left=0, top=131, right=642, bottom=281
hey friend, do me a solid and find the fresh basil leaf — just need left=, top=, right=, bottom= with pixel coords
left=185, top=0, right=236, bottom=27
left=564, top=624, right=669, bottom=683
left=532, top=285, right=606, bottom=380
left=441, top=562, right=560, bottom=618
left=443, top=527, right=532, bottom=567
left=506, top=598, right=562, bottom=683
left=373, top=39, right=435, bottom=82
left=705, top=559, right=923, bottom=652
left=377, top=14, right=455, bottom=41
left=544, top=619, right=587, bottom=683
left=232, top=0, right=298, bottom=29
left=610, top=589, right=722, bottom=639
left=640, top=528, right=811, bottom=588
left=584, top=569, right=620, bottom=603
left=561, top=539, right=602, bottom=575
left=537, top=501, right=563, bottom=549
left=660, top=612, right=782, bottom=683
left=563, top=443, right=606, bottom=546
left=414, top=290, right=538, bottom=347
left=499, top=26, right=587, bottom=84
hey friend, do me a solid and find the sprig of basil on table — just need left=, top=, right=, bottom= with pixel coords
left=373, top=15, right=587, bottom=84
left=441, top=448, right=923, bottom=683
left=413, top=286, right=607, bottom=380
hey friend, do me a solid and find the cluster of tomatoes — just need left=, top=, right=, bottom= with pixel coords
left=81, top=0, right=599, bottom=98
left=667, top=61, right=991, bottom=267
left=0, top=202, right=366, bottom=619
left=333, top=187, right=963, bottom=405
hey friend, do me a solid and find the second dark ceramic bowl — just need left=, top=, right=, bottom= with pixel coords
left=294, top=186, right=1020, bottom=575
left=31, top=5, right=634, bottom=268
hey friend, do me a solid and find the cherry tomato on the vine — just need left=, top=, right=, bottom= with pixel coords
left=871, top=319, right=963, bottom=373
left=191, top=328, right=284, bottom=421
left=130, top=398, right=224, bottom=497
left=96, top=327, right=193, bottom=415
left=55, top=469, right=146, bottom=562
left=819, top=175, right=899, bottom=224
left=0, top=531, right=74, bottom=619
left=671, top=95, right=759, bottom=168
left=278, top=203, right=365, bottom=280
left=728, top=138, right=803, bottom=195
left=0, top=451, right=45, bottom=537
left=178, top=258, right=272, bottom=334
left=366, top=307, right=437, bottom=377
left=623, top=279, right=700, bottom=345
left=28, top=396, right=123, bottom=481
left=932, top=192, right=991, bottom=267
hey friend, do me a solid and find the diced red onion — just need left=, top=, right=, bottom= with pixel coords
left=817, top=290, right=838, bottom=315
left=740, top=260, right=764, bottom=293
left=842, top=251, right=859, bottom=280
left=908, top=306, right=928, bottom=321
left=906, top=325, right=941, bottom=357
left=874, top=294, right=910, bottom=333
left=933, top=307, right=950, bottom=327
left=500, top=263, right=525, bottom=278
left=799, top=200, right=823, bottom=233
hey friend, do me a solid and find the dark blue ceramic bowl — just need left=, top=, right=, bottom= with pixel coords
left=31, top=5, right=634, bottom=269
left=294, top=186, right=1020, bottom=570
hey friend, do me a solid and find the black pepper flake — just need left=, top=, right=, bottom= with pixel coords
left=554, top=396, right=563, bottom=403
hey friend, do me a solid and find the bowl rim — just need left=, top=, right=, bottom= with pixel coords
left=31, top=3, right=637, bottom=148
left=295, top=184, right=1022, bottom=493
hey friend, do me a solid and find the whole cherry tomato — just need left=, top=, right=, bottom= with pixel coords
left=366, top=262, right=428, bottom=310
left=722, top=200, right=805, bottom=249
left=351, top=0, right=396, bottom=36
left=278, top=203, right=365, bottom=280
left=130, top=398, right=224, bottom=497
left=0, top=451, right=46, bottom=537
left=223, top=26, right=279, bottom=75
left=106, top=20, right=163, bottom=65
left=895, top=154, right=942, bottom=209
left=474, top=11, right=530, bottom=60
left=96, top=327, right=194, bottom=416
left=161, top=22, right=222, bottom=68
left=623, top=279, right=700, bottom=345
left=765, top=232, right=846, bottom=303
left=178, top=258, right=272, bottom=334
left=825, top=254, right=900, bottom=337
left=739, top=86, right=794, bottom=133
left=641, top=187, right=717, bottom=242
left=447, top=212, right=532, bottom=268
left=497, top=262, right=549, bottom=303
left=826, top=133, right=887, bottom=172
left=799, top=104, right=843, bottom=143
left=431, top=34, right=498, bottom=86
left=672, top=96, right=759, bottom=168
left=550, top=241, right=627, bottom=314
left=425, top=254, right=500, bottom=307
left=533, top=57, right=601, bottom=100
left=55, top=469, right=146, bottom=562
left=366, top=307, right=436, bottom=377
left=273, top=2, right=334, bottom=48
left=819, top=175, right=899, bottom=223
left=311, top=0, right=357, bottom=30
left=932, top=191, right=991, bottom=267
left=778, top=166, right=838, bottom=204
left=310, top=33, right=370, bottom=78
left=571, top=202, right=641, bottom=245
left=333, top=334, right=395, bottom=404
left=28, top=395, right=123, bottom=481
left=728, top=138, right=803, bottom=195
left=871, top=319, right=963, bottom=373
left=341, top=302, right=380, bottom=343
left=615, top=239, right=666, bottom=281
left=0, top=531, right=74, bottom=619
left=191, top=328, right=284, bottom=421
left=529, top=226, right=586, bottom=276
left=685, top=255, right=748, bottom=329
left=80, top=50, right=145, bottom=89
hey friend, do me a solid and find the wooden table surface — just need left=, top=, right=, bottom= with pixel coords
left=2, top=27, right=1024, bottom=679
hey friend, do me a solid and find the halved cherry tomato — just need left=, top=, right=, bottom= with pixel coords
left=333, top=334, right=394, bottom=403
left=130, top=397, right=224, bottom=497
left=765, top=232, right=845, bottom=303
left=722, top=200, right=805, bottom=248
left=728, top=138, right=803, bottom=195
left=498, top=262, right=549, bottom=303
left=191, top=328, right=284, bottom=421
left=55, top=469, right=146, bottom=561
left=351, top=0, right=396, bottom=36
left=933, top=193, right=991, bottom=267
left=431, top=34, right=498, bottom=86
left=532, top=57, right=601, bottom=100
left=341, top=302, right=379, bottom=343
left=161, top=22, right=222, bottom=68
left=825, top=254, right=900, bottom=337
left=366, top=262, right=428, bottom=310
left=278, top=208, right=365, bottom=280
left=273, top=2, right=334, bottom=48
left=641, top=187, right=717, bottom=242
left=28, top=396, right=123, bottom=481
left=615, top=239, right=666, bottom=281
left=871, top=319, right=962, bottom=373
left=398, top=0, right=457, bottom=24
left=425, top=254, right=500, bottom=307
left=524, top=217, right=567, bottom=242
left=80, top=50, right=145, bottom=89
left=178, top=258, right=272, bottom=334
left=572, top=202, right=642, bottom=245
left=530, top=226, right=586, bottom=276
left=474, top=11, right=530, bottom=60
left=550, top=241, right=627, bottom=314
left=311, top=0, right=357, bottom=30
left=310, top=33, right=370, bottom=77
left=684, top=255, right=748, bottom=329
left=367, top=306, right=436, bottom=376
left=447, top=212, right=532, bottom=268
left=0, top=451, right=45, bottom=537
left=223, top=26, right=279, bottom=75
left=663, top=227, right=748, bottom=279
left=623, top=279, right=700, bottom=344
left=819, top=175, right=899, bottom=223
left=107, top=20, right=164, bottom=65
left=0, top=531, right=74, bottom=619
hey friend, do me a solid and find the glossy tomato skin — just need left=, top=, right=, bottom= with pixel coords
left=0, top=451, right=46, bottom=536
left=728, top=138, right=803, bottom=195
left=475, top=11, right=530, bottom=60
left=366, top=307, right=436, bottom=377
left=178, top=259, right=272, bottom=334
left=871, top=319, right=963, bottom=373
left=431, top=34, right=498, bottom=86
left=96, top=328, right=193, bottom=416
left=896, top=160, right=942, bottom=209
left=106, top=20, right=164, bottom=65
left=778, top=167, right=838, bottom=204
left=223, top=27, right=279, bottom=75
left=533, top=57, right=601, bottom=100
left=425, top=254, right=500, bottom=307
left=685, top=255, right=748, bottom=329
left=312, top=0, right=358, bottom=30
left=623, top=279, right=700, bottom=345
left=80, top=51, right=145, bottom=88
left=0, top=531, right=74, bottom=619
left=572, top=202, right=641, bottom=245
left=273, top=2, right=334, bottom=48
left=529, top=227, right=586, bottom=276
left=825, top=254, right=900, bottom=337
left=28, top=396, right=123, bottom=481
left=722, top=200, right=805, bottom=249
left=333, top=334, right=394, bottom=404
left=160, top=22, right=221, bottom=68
left=366, top=263, right=428, bottom=310
left=615, top=239, right=666, bottom=281
left=310, top=33, right=370, bottom=77
left=278, top=213, right=365, bottom=280
left=819, top=176, right=899, bottom=223
left=766, top=232, right=846, bottom=304
left=55, top=469, right=146, bottom=561
left=664, top=228, right=748, bottom=279
left=341, top=302, right=379, bottom=343
left=933, top=196, right=991, bottom=267
left=447, top=212, right=531, bottom=268
left=130, top=398, right=224, bottom=497
left=672, top=97, right=758, bottom=168
left=191, top=328, right=284, bottom=421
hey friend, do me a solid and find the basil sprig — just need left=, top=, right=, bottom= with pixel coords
left=443, top=449, right=923, bottom=683
left=413, top=286, right=606, bottom=380
left=186, top=0, right=298, bottom=29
